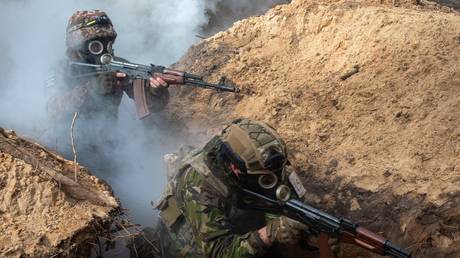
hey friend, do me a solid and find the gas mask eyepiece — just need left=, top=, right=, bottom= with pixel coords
left=86, top=38, right=114, bottom=56
left=257, top=172, right=291, bottom=201
left=258, top=173, right=278, bottom=189
left=88, top=40, right=104, bottom=55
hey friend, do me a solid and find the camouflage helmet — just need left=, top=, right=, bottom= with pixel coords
left=66, top=10, right=117, bottom=50
left=221, top=118, right=287, bottom=176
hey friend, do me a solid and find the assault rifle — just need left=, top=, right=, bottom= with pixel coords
left=238, top=188, right=411, bottom=258
left=68, top=54, right=240, bottom=119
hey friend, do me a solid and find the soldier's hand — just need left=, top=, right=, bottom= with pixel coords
left=266, top=216, right=308, bottom=246
left=115, top=72, right=129, bottom=85
left=149, top=76, right=169, bottom=89
left=329, top=237, right=343, bottom=257
left=116, top=72, right=127, bottom=78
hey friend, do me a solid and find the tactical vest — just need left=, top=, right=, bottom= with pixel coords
left=157, top=147, right=228, bottom=225
left=155, top=148, right=268, bottom=257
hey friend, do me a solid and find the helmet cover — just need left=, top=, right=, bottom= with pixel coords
left=66, top=10, right=117, bottom=50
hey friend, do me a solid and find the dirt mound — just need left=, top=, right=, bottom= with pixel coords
left=168, top=0, right=460, bottom=257
left=0, top=128, right=119, bottom=258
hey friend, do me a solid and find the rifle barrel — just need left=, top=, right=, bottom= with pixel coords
left=385, top=241, right=412, bottom=258
left=184, top=78, right=239, bottom=93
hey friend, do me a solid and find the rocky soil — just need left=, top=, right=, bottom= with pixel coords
left=167, top=0, right=460, bottom=257
left=0, top=128, right=119, bottom=258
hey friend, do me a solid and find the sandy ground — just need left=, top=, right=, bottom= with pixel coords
left=1, top=0, right=458, bottom=257
left=166, top=0, right=460, bottom=257
left=0, top=128, right=119, bottom=258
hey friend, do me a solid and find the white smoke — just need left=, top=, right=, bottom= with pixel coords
left=0, top=0, right=289, bottom=131
left=0, top=0, right=289, bottom=251
left=0, top=1, right=208, bottom=229
left=202, top=0, right=290, bottom=35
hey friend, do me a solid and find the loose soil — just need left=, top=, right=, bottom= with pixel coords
left=167, top=0, right=460, bottom=257
left=0, top=128, right=119, bottom=258
left=1, top=0, right=458, bottom=257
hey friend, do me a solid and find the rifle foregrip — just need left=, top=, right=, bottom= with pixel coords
left=153, top=72, right=184, bottom=84
left=162, top=68, right=184, bottom=77
left=342, top=227, right=411, bottom=258
left=355, top=227, right=386, bottom=254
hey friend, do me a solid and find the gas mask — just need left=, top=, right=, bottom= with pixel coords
left=243, top=170, right=291, bottom=202
left=82, top=37, right=114, bottom=64
left=217, top=140, right=292, bottom=202
left=213, top=119, right=293, bottom=201
left=66, top=11, right=117, bottom=63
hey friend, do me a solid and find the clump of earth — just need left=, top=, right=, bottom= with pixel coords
left=0, top=128, right=119, bottom=258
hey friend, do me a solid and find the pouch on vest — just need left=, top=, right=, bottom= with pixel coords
left=159, top=196, right=182, bottom=229
left=156, top=180, right=183, bottom=229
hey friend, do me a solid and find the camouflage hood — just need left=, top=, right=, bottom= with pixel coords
left=66, top=10, right=117, bottom=50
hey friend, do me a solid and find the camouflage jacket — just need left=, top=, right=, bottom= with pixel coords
left=46, top=56, right=169, bottom=122
left=157, top=146, right=302, bottom=258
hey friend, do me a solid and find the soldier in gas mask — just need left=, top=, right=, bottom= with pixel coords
left=133, top=118, right=319, bottom=258
left=46, top=10, right=169, bottom=169
left=49, top=10, right=169, bottom=122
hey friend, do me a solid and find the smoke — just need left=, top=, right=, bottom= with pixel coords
left=0, top=0, right=289, bottom=252
left=0, top=0, right=290, bottom=132
left=0, top=0, right=210, bottom=229
left=202, top=0, right=291, bottom=35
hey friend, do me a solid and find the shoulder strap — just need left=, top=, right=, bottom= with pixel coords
left=181, top=150, right=229, bottom=198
